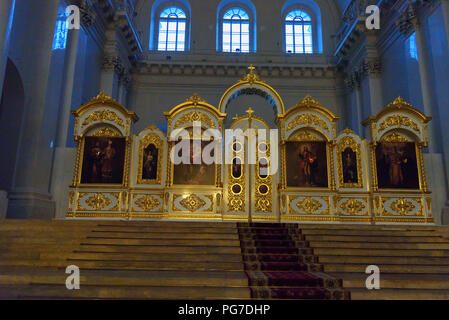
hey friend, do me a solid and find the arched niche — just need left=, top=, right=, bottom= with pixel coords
left=219, top=65, right=285, bottom=118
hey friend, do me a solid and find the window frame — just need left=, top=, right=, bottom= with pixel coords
left=155, top=4, right=190, bottom=52
left=218, top=4, right=255, bottom=53
left=282, top=5, right=318, bottom=54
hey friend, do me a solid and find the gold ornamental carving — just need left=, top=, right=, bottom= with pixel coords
left=180, top=194, right=206, bottom=212
left=84, top=193, right=111, bottom=210
left=135, top=195, right=161, bottom=211
left=389, top=198, right=416, bottom=216
left=287, top=114, right=329, bottom=132
left=292, top=129, right=324, bottom=142
left=174, top=111, right=216, bottom=129
left=185, top=93, right=206, bottom=106
left=241, top=65, right=265, bottom=84
left=91, top=127, right=121, bottom=137
left=296, top=197, right=322, bottom=214
left=339, top=199, right=366, bottom=215
left=378, top=115, right=420, bottom=133
left=381, top=132, right=410, bottom=143
left=82, top=110, right=125, bottom=128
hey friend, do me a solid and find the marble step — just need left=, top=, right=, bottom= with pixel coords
left=0, top=259, right=245, bottom=271
left=301, top=229, right=444, bottom=237
left=313, top=247, right=449, bottom=257
left=330, top=273, right=449, bottom=290
left=0, top=267, right=249, bottom=287
left=304, top=235, right=448, bottom=243
left=323, top=263, right=449, bottom=274
left=348, top=288, right=449, bottom=300
left=80, top=238, right=241, bottom=246
left=86, top=232, right=240, bottom=240
left=309, top=241, right=449, bottom=250
left=318, top=255, right=449, bottom=265
left=0, top=284, right=251, bottom=299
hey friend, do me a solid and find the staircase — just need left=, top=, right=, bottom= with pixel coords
left=0, top=220, right=448, bottom=299
left=298, top=224, right=449, bottom=299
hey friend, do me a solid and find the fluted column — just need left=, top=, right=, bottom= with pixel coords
left=0, top=0, right=15, bottom=96
left=346, top=71, right=364, bottom=135
left=100, top=29, right=122, bottom=99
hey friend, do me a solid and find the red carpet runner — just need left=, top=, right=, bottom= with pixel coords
left=238, top=223, right=350, bottom=299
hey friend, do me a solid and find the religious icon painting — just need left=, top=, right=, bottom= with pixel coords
left=286, top=141, right=328, bottom=188
left=341, top=147, right=358, bottom=184
left=173, top=140, right=215, bottom=186
left=80, top=137, right=126, bottom=184
left=142, top=143, right=158, bottom=180
left=375, top=142, right=420, bottom=189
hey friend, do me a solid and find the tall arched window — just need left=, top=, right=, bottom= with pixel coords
left=52, top=7, right=69, bottom=50
left=222, top=7, right=250, bottom=53
left=157, top=6, right=186, bottom=51
left=285, top=9, right=313, bottom=54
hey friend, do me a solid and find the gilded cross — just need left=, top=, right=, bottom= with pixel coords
left=248, top=64, right=256, bottom=73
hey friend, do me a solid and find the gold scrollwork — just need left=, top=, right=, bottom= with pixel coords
left=79, top=193, right=112, bottom=211
left=378, top=115, right=420, bottom=134
left=134, top=195, right=161, bottom=211
left=287, top=114, right=329, bottom=132
left=389, top=198, right=416, bottom=216
left=82, top=110, right=125, bottom=128
left=296, top=197, right=323, bottom=214
left=339, top=199, right=366, bottom=215
left=381, top=132, right=410, bottom=143
left=90, top=127, right=121, bottom=137
left=174, top=111, right=216, bottom=129
left=179, top=194, right=207, bottom=212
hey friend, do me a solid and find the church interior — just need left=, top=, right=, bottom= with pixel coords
left=1, top=0, right=449, bottom=300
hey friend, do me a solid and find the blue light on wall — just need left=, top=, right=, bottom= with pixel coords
left=52, top=9, right=69, bottom=50
left=409, top=33, right=418, bottom=60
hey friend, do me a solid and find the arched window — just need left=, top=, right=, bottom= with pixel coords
left=52, top=7, right=69, bottom=50
left=157, top=6, right=186, bottom=51
left=285, top=9, right=313, bottom=54
left=222, top=7, right=250, bottom=53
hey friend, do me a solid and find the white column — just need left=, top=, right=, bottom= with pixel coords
left=55, top=29, right=80, bottom=148
left=354, top=81, right=364, bottom=136
left=365, top=59, right=384, bottom=116
left=0, top=0, right=15, bottom=96
left=7, top=0, right=60, bottom=219
left=413, top=18, right=437, bottom=152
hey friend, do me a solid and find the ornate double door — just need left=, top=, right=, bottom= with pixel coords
left=223, top=111, right=278, bottom=221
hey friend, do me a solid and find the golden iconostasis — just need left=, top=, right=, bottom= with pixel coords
left=67, top=67, right=433, bottom=224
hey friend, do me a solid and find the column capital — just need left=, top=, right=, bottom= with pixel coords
left=102, top=55, right=124, bottom=75
left=362, top=58, right=382, bottom=77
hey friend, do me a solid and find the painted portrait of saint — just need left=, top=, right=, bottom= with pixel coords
left=376, top=142, right=419, bottom=189
left=342, top=148, right=358, bottom=184
left=142, top=144, right=158, bottom=180
left=173, top=140, right=215, bottom=185
left=286, top=141, right=328, bottom=188
left=81, top=137, right=126, bottom=184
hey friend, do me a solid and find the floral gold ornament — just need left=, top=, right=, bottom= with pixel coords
left=339, top=199, right=366, bottom=215
left=84, top=193, right=111, bottom=211
left=91, top=127, right=121, bottom=137
left=135, top=195, right=161, bottom=211
left=296, top=197, right=322, bottom=214
left=287, top=114, right=329, bottom=132
left=82, top=110, right=125, bottom=128
left=180, top=194, right=206, bottom=212
left=378, top=114, right=420, bottom=133
left=174, top=111, right=216, bottom=129
left=389, top=198, right=416, bottom=216
left=185, top=93, right=206, bottom=106
left=381, top=132, right=410, bottom=143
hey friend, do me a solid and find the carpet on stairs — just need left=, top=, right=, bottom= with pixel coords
left=237, top=223, right=350, bottom=300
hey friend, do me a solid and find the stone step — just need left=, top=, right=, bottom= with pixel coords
left=305, top=235, right=448, bottom=243
left=0, top=267, right=249, bottom=287
left=348, top=288, right=449, bottom=300
left=81, top=238, right=241, bottom=246
left=0, top=284, right=251, bottom=299
left=301, top=229, right=444, bottom=237
left=90, top=226, right=238, bottom=234
left=0, top=259, right=245, bottom=271
left=298, top=224, right=446, bottom=231
left=52, top=252, right=244, bottom=263
left=330, top=273, right=449, bottom=290
left=313, top=247, right=449, bottom=257
left=87, top=232, right=240, bottom=240
left=309, top=241, right=449, bottom=250
left=318, top=255, right=449, bottom=265
left=75, top=244, right=243, bottom=254
left=323, top=263, right=449, bottom=274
